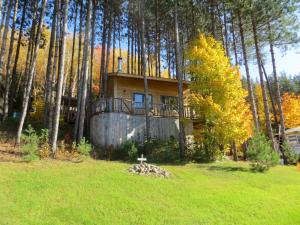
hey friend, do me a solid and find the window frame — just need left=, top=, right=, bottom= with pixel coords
left=133, top=92, right=153, bottom=109
left=160, top=95, right=178, bottom=110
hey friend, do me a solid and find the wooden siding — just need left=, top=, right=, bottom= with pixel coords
left=106, top=73, right=190, bottom=105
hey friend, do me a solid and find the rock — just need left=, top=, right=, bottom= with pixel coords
left=128, top=163, right=171, bottom=178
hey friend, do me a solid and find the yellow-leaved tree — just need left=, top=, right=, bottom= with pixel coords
left=187, top=35, right=252, bottom=159
left=282, top=93, right=300, bottom=128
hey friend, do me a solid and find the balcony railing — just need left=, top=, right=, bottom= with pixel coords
left=91, top=98, right=195, bottom=119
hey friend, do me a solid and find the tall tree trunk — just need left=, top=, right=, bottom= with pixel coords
left=0, top=0, right=6, bottom=37
left=77, top=0, right=91, bottom=142
left=268, top=22, right=286, bottom=141
left=67, top=0, right=78, bottom=122
left=155, top=0, right=158, bottom=77
left=210, top=0, right=216, bottom=38
left=223, top=3, right=229, bottom=58
left=16, top=0, right=48, bottom=145
left=261, top=60, right=279, bottom=126
left=103, top=6, right=113, bottom=98
left=99, top=0, right=107, bottom=96
left=23, top=1, right=38, bottom=99
left=49, top=15, right=61, bottom=136
left=44, top=0, right=58, bottom=127
left=74, top=0, right=84, bottom=140
left=127, top=0, right=130, bottom=74
left=9, top=0, right=27, bottom=115
left=230, top=12, right=238, bottom=66
left=237, top=10, right=260, bottom=129
left=174, top=2, right=186, bottom=160
left=112, top=16, right=116, bottom=73
left=51, top=0, right=69, bottom=153
left=3, top=0, right=18, bottom=120
left=140, top=0, right=150, bottom=142
left=0, top=0, right=12, bottom=81
left=251, top=14, right=276, bottom=150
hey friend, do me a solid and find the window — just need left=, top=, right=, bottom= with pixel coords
left=133, top=93, right=152, bottom=109
left=161, top=96, right=178, bottom=110
left=289, top=135, right=297, bottom=142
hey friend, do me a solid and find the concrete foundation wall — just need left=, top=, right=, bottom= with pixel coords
left=91, top=113, right=193, bottom=148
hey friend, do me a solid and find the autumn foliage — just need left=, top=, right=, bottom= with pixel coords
left=187, top=35, right=252, bottom=151
left=282, top=93, right=300, bottom=128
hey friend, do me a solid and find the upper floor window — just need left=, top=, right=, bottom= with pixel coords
left=133, top=93, right=152, bottom=109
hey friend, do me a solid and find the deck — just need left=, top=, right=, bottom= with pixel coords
left=91, top=98, right=196, bottom=119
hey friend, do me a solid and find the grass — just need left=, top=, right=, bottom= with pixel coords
left=0, top=160, right=299, bottom=225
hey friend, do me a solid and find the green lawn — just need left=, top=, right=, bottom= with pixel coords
left=0, top=160, right=299, bottom=225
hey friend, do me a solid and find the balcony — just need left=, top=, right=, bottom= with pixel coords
left=91, top=98, right=195, bottom=119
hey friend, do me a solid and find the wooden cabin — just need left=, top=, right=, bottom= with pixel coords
left=285, top=127, right=300, bottom=154
left=90, top=72, right=194, bottom=148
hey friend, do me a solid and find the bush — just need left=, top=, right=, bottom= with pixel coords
left=247, top=131, right=279, bottom=172
left=192, top=134, right=224, bottom=163
left=124, top=140, right=138, bottom=161
left=110, top=140, right=139, bottom=161
left=77, top=138, right=92, bottom=157
left=21, top=125, right=39, bottom=162
left=282, top=141, right=299, bottom=165
left=145, top=140, right=180, bottom=164
left=38, top=129, right=51, bottom=158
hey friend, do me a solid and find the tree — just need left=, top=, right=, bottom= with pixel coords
left=187, top=35, right=252, bottom=154
left=174, top=1, right=186, bottom=160
left=44, top=0, right=58, bottom=127
left=281, top=93, right=300, bottom=128
left=51, top=0, right=69, bottom=153
left=251, top=12, right=276, bottom=151
left=3, top=0, right=18, bottom=119
left=0, top=0, right=12, bottom=81
left=236, top=8, right=259, bottom=130
left=16, top=0, right=48, bottom=145
left=75, top=0, right=92, bottom=142
left=9, top=0, right=27, bottom=115
left=140, top=0, right=150, bottom=142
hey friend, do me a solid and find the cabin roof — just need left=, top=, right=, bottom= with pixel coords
left=108, top=72, right=191, bottom=85
left=285, top=127, right=300, bottom=134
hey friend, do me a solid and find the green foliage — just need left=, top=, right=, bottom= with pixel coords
left=124, top=140, right=138, bottom=161
left=144, top=140, right=180, bottom=164
left=110, top=140, right=139, bottom=161
left=77, top=138, right=92, bottom=157
left=282, top=141, right=299, bottom=165
left=21, top=125, right=39, bottom=162
left=109, top=140, right=180, bottom=163
left=247, top=131, right=279, bottom=172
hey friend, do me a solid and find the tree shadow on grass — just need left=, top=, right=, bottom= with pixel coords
left=207, top=165, right=250, bottom=172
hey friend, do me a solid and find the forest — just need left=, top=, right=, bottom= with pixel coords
left=0, top=0, right=299, bottom=164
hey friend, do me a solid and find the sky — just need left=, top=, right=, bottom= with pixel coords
left=248, top=44, right=300, bottom=80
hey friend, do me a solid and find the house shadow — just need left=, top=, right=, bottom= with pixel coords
left=207, top=165, right=250, bottom=172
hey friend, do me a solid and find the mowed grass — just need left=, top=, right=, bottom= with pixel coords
left=0, top=160, right=299, bottom=225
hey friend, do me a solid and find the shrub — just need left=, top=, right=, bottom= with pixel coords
left=38, top=129, right=51, bottom=158
left=282, top=141, right=299, bottom=165
left=124, top=141, right=138, bottom=161
left=247, top=131, right=279, bottom=172
left=145, top=140, right=180, bottom=164
left=77, top=138, right=92, bottom=157
left=192, top=134, right=224, bottom=163
left=21, top=125, right=39, bottom=162
left=110, top=140, right=139, bottom=161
